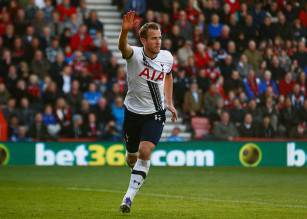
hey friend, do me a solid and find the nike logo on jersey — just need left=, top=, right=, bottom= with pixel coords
left=138, top=68, right=164, bottom=81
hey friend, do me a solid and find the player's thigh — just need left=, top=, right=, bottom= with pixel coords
left=140, top=111, right=165, bottom=146
left=123, top=111, right=142, bottom=153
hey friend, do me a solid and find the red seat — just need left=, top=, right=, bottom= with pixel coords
left=191, top=117, right=210, bottom=139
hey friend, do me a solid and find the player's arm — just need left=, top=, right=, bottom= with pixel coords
left=164, top=73, right=177, bottom=122
left=118, top=11, right=135, bottom=59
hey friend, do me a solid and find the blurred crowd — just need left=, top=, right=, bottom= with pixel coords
left=0, top=0, right=306, bottom=142
left=0, top=0, right=126, bottom=141
left=120, top=0, right=307, bottom=140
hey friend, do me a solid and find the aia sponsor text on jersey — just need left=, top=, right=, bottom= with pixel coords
left=138, top=67, right=164, bottom=81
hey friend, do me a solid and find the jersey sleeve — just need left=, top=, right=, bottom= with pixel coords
left=165, top=51, right=174, bottom=75
left=126, top=46, right=141, bottom=62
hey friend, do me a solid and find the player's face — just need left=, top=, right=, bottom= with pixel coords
left=142, top=29, right=162, bottom=55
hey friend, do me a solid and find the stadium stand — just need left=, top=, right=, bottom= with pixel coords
left=0, top=0, right=306, bottom=142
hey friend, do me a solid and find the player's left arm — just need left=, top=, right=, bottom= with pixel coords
left=164, top=72, right=177, bottom=122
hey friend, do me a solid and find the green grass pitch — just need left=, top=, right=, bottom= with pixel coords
left=0, top=166, right=307, bottom=219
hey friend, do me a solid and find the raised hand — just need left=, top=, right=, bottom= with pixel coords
left=122, top=11, right=136, bottom=32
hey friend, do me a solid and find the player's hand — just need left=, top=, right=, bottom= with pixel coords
left=122, top=11, right=136, bottom=32
left=167, top=104, right=177, bottom=122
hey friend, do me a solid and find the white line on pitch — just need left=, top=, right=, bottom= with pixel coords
left=67, top=187, right=307, bottom=210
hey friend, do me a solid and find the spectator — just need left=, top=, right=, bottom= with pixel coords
left=66, top=80, right=83, bottom=113
left=43, top=81, right=60, bottom=106
left=124, top=0, right=146, bottom=18
left=85, top=10, right=104, bottom=37
left=166, top=24, right=185, bottom=53
left=224, top=70, right=244, bottom=96
left=100, top=119, right=121, bottom=141
left=55, top=97, right=71, bottom=132
left=213, top=111, right=238, bottom=140
left=14, top=8, right=28, bottom=36
left=238, top=113, right=257, bottom=137
left=220, top=55, right=235, bottom=80
left=177, top=40, right=194, bottom=66
left=8, top=114, right=20, bottom=140
left=83, top=82, right=101, bottom=106
left=185, top=56, right=198, bottom=77
left=84, top=112, right=100, bottom=138
left=243, top=40, right=262, bottom=71
left=296, top=72, right=306, bottom=96
left=18, top=97, right=34, bottom=127
left=183, top=82, right=204, bottom=117
left=25, top=0, right=39, bottom=22
left=87, top=53, right=103, bottom=80
left=167, top=127, right=184, bottom=142
left=243, top=69, right=260, bottom=101
left=289, top=122, right=307, bottom=139
left=204, top=60, right=221, bottom=84
left=290, top=84, right=304, bottom=110
left=279, top=97, right=299, bottom=137
left=298, top=3, right=307, bottom=28
left=260, top=97, right=279, bottom=132
left=42, top=104, right=61, bottom=137
left=70, top=24, right=93, bottom=52
left=196, top=69, right=210, bottom=94
left=292, top=19, right=306, bottom=42
left=56, top=0, right=76, bottom=21
left=11, top=125, right=31, bottom=142
left=260, top=14, right=276, bottom=41
left=33, top=10, right=45, bottom=35
left=173, top=68, right=190, bottom=108
left=256, top=115, right=275, bottom=138
left=111, top=95, right=124, bottom=132
left=49, top=52, right=65, bottom=89
left=276, top=12, right=292, bottom=40
left=203, top=84, right=222, bottom=117
left=97, top=39, right=113, bottom=69
left=31, top=50, right=50, bottom=80
left=293, top=41, right=307, bottom=70
left=28, top=112, right=49, bottom=140
left=298, top=99, right=307, bottom=123
left=259, top=70, right=279, bottom=96
left=176, top=10, right=194, bottom=41
left=62, top=65, right=73, bottom=94
left=210, top=41, right=227, bottom=63
left=96, top=97, right=114, bottom=131
left=0, top=83, right=10, bottom=106
left=269, top=56, right=286, bottom=82
left=66, top=114, right=86, bottom=138
left=245, top=99, right=262, bottom=125
left=64, top=12, right=81, bottom=34
left=236, top=54, right=251, bottom=78
left=42, top=0, right=54, bottom=23
left=194, top=43, right=210, bottom=69
left=208, top=14, right=223, bottom=40
left=229, top=98, right=246, bottom=126
left=279, top=72, right=295, bottom=97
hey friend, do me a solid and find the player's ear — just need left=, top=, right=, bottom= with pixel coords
left=140, top=37, right=146, bottom=46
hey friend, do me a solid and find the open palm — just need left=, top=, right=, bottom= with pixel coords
left=122, top=11, right=136, bottom=31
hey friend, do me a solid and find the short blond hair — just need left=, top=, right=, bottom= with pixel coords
left=139, top=22, right=160, bottom=39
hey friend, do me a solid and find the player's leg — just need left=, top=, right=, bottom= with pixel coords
left=125, top=151, right=138, bottom=169
left=123, top=108, right=141, bottom=169
left=120, top=111, right=165, bottom=213
left=120, top=141, right=154, bottom=213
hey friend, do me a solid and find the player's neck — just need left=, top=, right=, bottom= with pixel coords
left=143, top=47, right=157, bottom=60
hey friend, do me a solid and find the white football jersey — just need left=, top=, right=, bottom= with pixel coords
left=124, top=46, right=173, bottom=114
